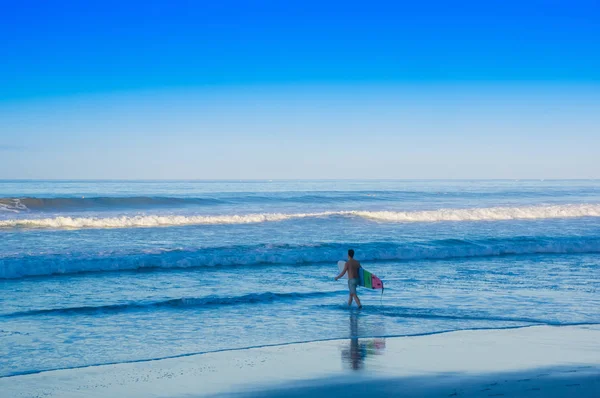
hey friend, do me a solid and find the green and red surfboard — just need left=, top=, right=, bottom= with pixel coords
left=337, top=261, right=384, bottom=290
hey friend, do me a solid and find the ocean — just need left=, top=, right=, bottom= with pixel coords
left=1, top=180, right=599, bottom=378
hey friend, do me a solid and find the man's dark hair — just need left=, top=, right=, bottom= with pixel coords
left=348, top=249, right=355, bottom=258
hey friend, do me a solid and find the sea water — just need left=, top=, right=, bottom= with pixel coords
left=1, top=180, right=599, bottom=377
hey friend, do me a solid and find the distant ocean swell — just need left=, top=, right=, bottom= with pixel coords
left=0, top=193, right=441, bottom=212
left=0, top=197, right=223, bottom=211
left=3, top=190, right=600, bottom=213
left=2, top=236, right=599, bottom=279
left=1, top=204, right=600, bottom=229
left=0, top=195, right=384, bottom=211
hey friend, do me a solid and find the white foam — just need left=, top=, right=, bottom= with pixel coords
left=1, top=204, right=599, bottom=230
left=0, top=212, right=336, bottom=229
left=349, top=203, right=600, bottom=222
left=0, top=199, right=27, bottom=213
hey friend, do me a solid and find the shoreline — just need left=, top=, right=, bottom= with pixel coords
left=2, top=323, right=572, bottom=379
left=3, top=324, right=599, bottom=397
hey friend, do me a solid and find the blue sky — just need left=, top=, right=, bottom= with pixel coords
left=1, top=1, right=599, bottom=179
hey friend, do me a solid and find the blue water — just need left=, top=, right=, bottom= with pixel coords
left=1, top=180, right=599, bottom=377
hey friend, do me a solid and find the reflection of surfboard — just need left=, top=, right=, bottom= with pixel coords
left=337, top=261, right=384, bottom=290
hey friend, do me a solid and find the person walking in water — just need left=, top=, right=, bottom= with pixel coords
left=335, top=249, right=362, bottom=308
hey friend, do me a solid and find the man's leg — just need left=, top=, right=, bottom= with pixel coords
left=353, top=294, right=362, bottom=308
left=348, top=294, right=353, bottom=306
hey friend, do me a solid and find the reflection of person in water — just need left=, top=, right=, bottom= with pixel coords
left=348, top=311, right=365, bottom=370
left=341, top=311, right=386, bottom=370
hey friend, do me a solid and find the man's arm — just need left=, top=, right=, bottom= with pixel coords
left=335, top=262, right=348, bottom=280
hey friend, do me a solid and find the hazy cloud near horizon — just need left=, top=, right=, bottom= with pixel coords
left=0, top=85, right=599, bottom=179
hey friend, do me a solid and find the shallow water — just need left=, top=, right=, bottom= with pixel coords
left=1, top=180, right=599, bottom=377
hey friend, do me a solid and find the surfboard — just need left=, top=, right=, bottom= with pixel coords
left=337, top=261, right=384, bottom=290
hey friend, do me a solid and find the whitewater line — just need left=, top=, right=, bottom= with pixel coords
left=1, top=204, right=599, bottom=230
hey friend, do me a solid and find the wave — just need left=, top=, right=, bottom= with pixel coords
left=3, top=291, right=342, bottom=318
left=0, top=193, right=425, bottom=213
left=0, top=199, right=28, bottom=213
left=0, top=197, right=224, bottom=212
left=5, top=296, right=565, bottom=326
left=3, top=236, right=600, bottom=279
left=5, top=189, right=600, bottom=214
left=319, top=304, right=551, bottom=325
left=0, top=212, right=334, bottom=229
left=351, top=204, right=600, bottom=222
left=1, top=204, right=600, bottom=229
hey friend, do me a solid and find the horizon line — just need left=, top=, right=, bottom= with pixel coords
left=1, top=178, right=599, bottom=182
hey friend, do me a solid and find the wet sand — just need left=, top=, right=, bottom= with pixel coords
left=2, top=324, right=599, bottom=397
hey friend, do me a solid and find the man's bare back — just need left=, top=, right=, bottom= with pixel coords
left=346, top=258, right=360, bottom=279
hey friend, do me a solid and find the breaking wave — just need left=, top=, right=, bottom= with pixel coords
left=0, top=197, right=223, bottom=212
left=0, top=212, right=334, bottom=229
left=1, top=204, right=600, bottom=230
left=2, top=236, right=599, bottom=279
left=0, top=192, right=446, bottom=212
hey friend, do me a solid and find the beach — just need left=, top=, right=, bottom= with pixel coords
left=2, top=325, right=599, bottom=397
left=3, top=0, right=600, bottom=395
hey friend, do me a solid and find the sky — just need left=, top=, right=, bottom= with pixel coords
left=0, top=0, right=599, bottom=179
